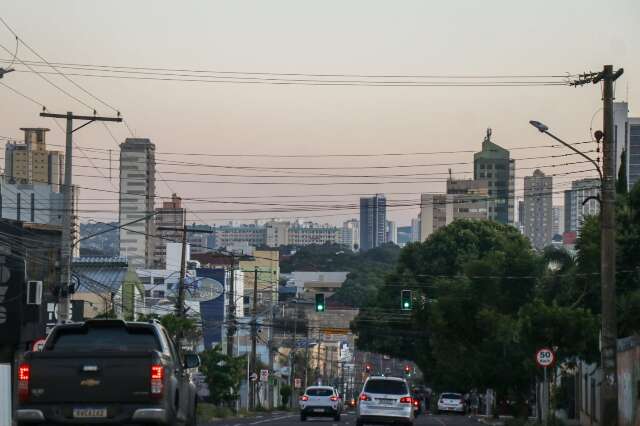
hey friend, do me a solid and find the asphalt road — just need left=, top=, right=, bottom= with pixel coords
left=201, top=410, right=480, bottom=426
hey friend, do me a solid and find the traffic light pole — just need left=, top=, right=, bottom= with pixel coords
left=40, top=111, right=122, bottom=323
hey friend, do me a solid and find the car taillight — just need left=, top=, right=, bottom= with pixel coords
left=359, top=393, right=371, bottom=401
left=150, top=364, right=164, bottom=398
left=300, top=395, right=309, bottom=401
left=18, top=363, right=30, bottom=403
left=330, top=396, right=338, bottom=401
left=400, top=396, right=412, bottom=404
left=412, top=399, right=419, bottom=406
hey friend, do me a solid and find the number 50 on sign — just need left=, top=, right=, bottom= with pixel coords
left=535, top=348, right=555, bottom=368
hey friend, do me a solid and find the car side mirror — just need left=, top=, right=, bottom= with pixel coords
left=184, top=353, right=200, bottom=369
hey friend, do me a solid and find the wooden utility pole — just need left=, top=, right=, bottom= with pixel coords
left=176, top=225, right=188, bottom=318
left=226, top=253, right=237, bottom=357
left=596, top=64, right=623, bottom=425
left=40, top=111, right=122, bottom=322
left=249, top=266, right=258, bottom=410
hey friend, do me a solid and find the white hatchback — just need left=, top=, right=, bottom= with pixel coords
left=356, top=377, right=414, bottom=426
left=299, top=386, right=342, bottom=421
left=436, top=392, right=466, bottom=414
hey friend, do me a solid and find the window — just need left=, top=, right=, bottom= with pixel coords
left=153, top=290, right=165, bottom=298
left=50, top=324, right=160, bottom=352
left=153, top=277, right=165, bottom=285
left=306, top=388, right=334, bottom=396
left=140, top=276, right=151, bottom=284
left=364, top=379, right=408, bottom=395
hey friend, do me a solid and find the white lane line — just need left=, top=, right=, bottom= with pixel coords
left=249, top=414, right=297, bottom=425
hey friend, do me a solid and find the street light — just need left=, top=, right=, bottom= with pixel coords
left=528, top=120, right=602, bottom=181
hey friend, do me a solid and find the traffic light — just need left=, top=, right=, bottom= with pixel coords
left=404, top=365, right=411, bottom=375
left=315, top=293, right=325, bottom=312
left=401, top=290, right=412, bottom=310
left=365, top=364, right=372, bottom=373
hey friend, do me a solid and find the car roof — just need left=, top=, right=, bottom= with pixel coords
left=366, top=376, right=406, bottom=382
left=306, top=386, right=334, bottom=389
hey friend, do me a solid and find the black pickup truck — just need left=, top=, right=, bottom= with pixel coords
left=15, top=319, right=200, bottom=425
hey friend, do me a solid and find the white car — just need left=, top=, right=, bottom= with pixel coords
left=436, top=392, right=466, bottom=414
left=356, top=376, right=414, bottom=426
left=299, top=386, right=342, bottom=421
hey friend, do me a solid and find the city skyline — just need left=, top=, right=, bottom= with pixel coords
left=1, top=1, right=637, bottom=226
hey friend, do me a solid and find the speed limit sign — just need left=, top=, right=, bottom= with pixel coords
left=535, top=348, right=555, bottom=368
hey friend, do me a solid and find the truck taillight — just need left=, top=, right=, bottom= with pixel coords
left=150, top=364, right=164, bottom=397
left=18, top=363, right=30, bottom=403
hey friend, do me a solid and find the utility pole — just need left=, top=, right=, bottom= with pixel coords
left=249, top=266, right=258, bottom=410
left=40, top=111, right=122, bottom=322
left=304, top=325, right=310, bottom=388
left=596, top=64, right=623, bottom=424
left=176, top=225, right=188, bottom=318
left=226, top=253, right=237, bottom=357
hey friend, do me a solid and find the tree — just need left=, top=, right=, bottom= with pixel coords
left=280, top=384, right=292, bottom=407
left=200, top=345, right=247, bottom=406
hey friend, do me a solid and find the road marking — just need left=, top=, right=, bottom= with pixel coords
left=433, top=417, right=447, bottom=426
left=249, top=414, right=296, bottom=425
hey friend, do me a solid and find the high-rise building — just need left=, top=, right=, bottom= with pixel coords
left=341, top=219, right=360, bottom=251
left=152, top=194, right=185, bottom=268
left=119, top=138, right=156, bottom=268
left=613, top=102, right=629, bottom=180
left=523, top=169, right=553, bottom=250
left=4, top=128, right=64, bottom=191
left=288, top=222, right=340, bottom=246
left=552, top=206, right=563, bottom=238
left=410, top=217, right=421, bottom=242
left=446, top=177, right=490, bottom=222
left=265, top=221, right=290, bottom=247
left=359, top=194, right=387, bottom=251
left=420, top=194, right=452, bottom=241
left=386, top=220, right=398, bottom=245
left=564, top=178, right=601, bottom=234
left=628, top=117, right=640, bottom=190
left=473, top=128, right=515, bottom=224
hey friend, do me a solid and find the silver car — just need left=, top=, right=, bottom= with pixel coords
left=356, top=376, right=414, bottom=426
left=299, top=386, right=342, bottom=421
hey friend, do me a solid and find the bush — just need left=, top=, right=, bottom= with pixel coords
left=197, top=403, right=233, bottom=421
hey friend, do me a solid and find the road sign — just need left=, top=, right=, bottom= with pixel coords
left=294, top=378, right=302, bottom=389
left=260, top=369, right=269, bottom=382
left=250, top=372, right=258, bottom=382
left=31, top=338, right=46, bottom=352
left=535, top=348, right=555, bottom=368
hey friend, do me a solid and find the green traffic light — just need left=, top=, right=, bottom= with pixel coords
left=403, top=301, right=410, bottom=309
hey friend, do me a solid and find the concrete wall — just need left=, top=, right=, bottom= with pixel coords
left=618, top=336, right=640, bottom=426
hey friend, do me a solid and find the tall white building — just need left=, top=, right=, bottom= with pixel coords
left=552, top=206, right=563, bottom=237
left=386, top=220, right=398, bottom=245
left=359, top=194, right=387, bottom=251
left=265, top=221, right=290, bottom=247
left=523, top=169, right=553, bottom=250
left=152, top=194, right=185, bottom=268
left=341, top=219, right=360, bottom=251
left=420, top=194, right=453, bottom=241
left=564, top=178, right=601, bottom=235
left=119, top=138, right=156, bottom=268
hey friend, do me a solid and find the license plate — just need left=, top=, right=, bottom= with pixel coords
left=377, top=399, right=394, bottom=405
left=73, top=408, right=107, bottom=418
left=313, top=408, right=325, bottom=413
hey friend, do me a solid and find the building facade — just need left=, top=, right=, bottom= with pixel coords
left=552, top=206, right=563, bottom=237
left=288, top=222, right=340, bottom=246
left=386, top=220, right=398, bottom=245
left=152, top=193, right=185, bottom=268
left=523, top=169, right=553, bottom=250
left=119, top=138, right=156, bottom=268
left=341, top=219, right=360, bottom=251
left=265, top=221, right=290, bottom=247
left=629, top=117, right=640, bottom=190
left=359, top=194, right=387, bottom=251
left=420, top=194, right=452, bottom=241
left=4, top=128, right=64, bottom=191
left=564, top=178, right=601, bottom=234
left=473, top=128, right=515, bottom=225
left=410, top=217, right=421, bottom=242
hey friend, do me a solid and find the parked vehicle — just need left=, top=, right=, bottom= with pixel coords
left=15, top=319, right=200, bottom=426
left=436, top=392, right=466, bottom=415
left=356, top=376, right=414, bottom=426
left=299, top=386, right=342, bottom=421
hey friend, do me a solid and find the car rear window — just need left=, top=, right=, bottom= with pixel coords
left=307, top=388, right=334, bottom=396
left=50, top=325, right=161, bottom=352
left=364, top=379, right=408, bottom=395
left=441, top=393, right=462, bottom=400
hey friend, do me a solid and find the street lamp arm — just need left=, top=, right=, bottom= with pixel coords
left=543, top=130, right=603, bottom=181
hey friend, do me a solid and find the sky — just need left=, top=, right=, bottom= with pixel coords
left=1, top=0, right=639, bottom=227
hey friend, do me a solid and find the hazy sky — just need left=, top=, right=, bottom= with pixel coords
left=1, top=0, right=638, bottom=227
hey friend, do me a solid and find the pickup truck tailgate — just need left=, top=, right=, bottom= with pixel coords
left=29, top=351, right=157, bottom=403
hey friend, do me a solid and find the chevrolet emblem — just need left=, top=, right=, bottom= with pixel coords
left=80, top=378, right=101, bottom=387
